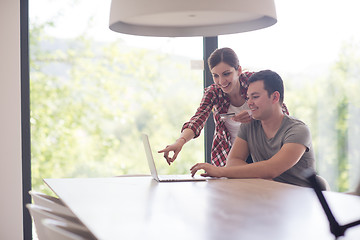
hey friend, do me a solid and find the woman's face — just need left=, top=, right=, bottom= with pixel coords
left=211, top=62, right=241, bottom=94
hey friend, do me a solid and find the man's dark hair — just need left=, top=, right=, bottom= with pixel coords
left=248, top=70, right=284, bottom=104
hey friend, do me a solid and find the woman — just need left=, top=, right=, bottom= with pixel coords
left=158, top=47, right=288, bottom=166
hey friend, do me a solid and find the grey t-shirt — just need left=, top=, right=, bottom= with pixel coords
left=238, top=115, right=315, bottom=188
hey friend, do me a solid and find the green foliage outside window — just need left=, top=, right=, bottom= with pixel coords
left=30, top=21, right=204, bottom=194
left=285, top=40, right=360, bottom=192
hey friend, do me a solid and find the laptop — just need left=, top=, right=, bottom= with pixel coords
left=141, top=133, right=208, bottom=182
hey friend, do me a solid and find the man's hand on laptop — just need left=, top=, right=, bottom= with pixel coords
left=190, top=163, right=223, bottom=178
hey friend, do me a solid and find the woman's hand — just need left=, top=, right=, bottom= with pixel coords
left=232, top=110, right=252, bottom=123
left=158, top=139, right=185, bottom=165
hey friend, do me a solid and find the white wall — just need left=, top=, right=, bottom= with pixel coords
left=0, top=0, right=24, bottom=239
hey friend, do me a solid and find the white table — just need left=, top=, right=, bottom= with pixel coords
left=44, top=177, right=360, bottom=240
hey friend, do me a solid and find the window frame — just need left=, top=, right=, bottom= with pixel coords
left=21, top=1, right=218, bottom=236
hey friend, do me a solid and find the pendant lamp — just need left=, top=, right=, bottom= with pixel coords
left=109, top=0, right=277, bottom=37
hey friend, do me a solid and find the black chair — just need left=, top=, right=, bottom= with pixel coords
left=304, top=169, right=360, bottom=239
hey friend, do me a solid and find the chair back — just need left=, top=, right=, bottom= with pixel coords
left=29, top=190, right=75, bottom=217
left=26, top=204, right=87, bottom=240
left=315, top=175, right=331, bottom=191
left=42, top=218, right=97, bottom=240
left=350, top=178, right=360, bottom=196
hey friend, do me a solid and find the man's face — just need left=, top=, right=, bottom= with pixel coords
left=247, top=80, right=274, bottom=120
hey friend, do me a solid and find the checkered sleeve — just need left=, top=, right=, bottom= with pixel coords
left=181, top=85, right=217, bottom=138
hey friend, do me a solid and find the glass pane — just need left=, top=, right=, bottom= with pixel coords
left=219, top=0, right=360, bottom=192
left=30, top=0, right=204, bottom=193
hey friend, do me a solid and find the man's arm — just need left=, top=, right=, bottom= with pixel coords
left=190, top=137, right=306, bottom=179
left=225, top=137, right=249, bottom=167
left=222, top=141, right=306, bottom=179
left=189, top=137, right=248, bottom=177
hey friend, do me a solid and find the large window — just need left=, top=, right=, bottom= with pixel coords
left=30, top=0, right=360, bottom=193
left=30, top=0, right=204, bottom=194
left=220, top=0, right=360, bottom=191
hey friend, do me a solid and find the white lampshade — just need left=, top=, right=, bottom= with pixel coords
left=109, top=0, right=277, bottom=37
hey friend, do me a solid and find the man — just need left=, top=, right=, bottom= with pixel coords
left=190, top=70, right=318, bottom=188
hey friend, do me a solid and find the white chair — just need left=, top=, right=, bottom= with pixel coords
left=26, top=204, right=88, bottom=240
left=29, top=190, right=76, bottom=217
left=42, top=219, right=97, bottom=240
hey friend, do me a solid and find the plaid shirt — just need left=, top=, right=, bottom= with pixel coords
left=181, top=72, right=289, bottom=167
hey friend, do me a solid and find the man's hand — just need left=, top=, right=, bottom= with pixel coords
left=190, top=163, right=223, bottom=177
